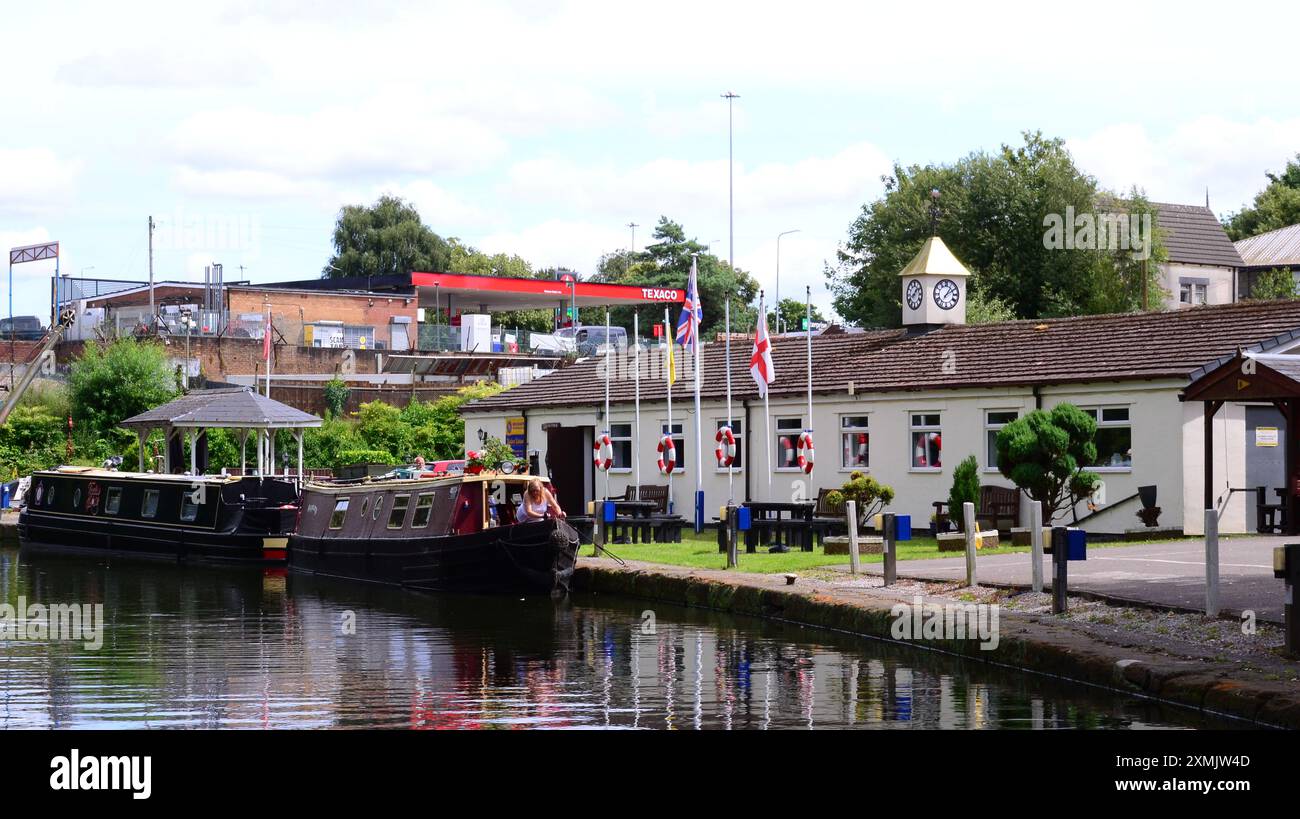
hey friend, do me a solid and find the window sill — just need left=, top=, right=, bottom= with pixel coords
left=909, top=468, right=943, bottom=474
left=839, top=467, right=870, bottom=473
left=774, top=468, right=804, bottom=474
left=1091, top=466, right=1133, bottom=474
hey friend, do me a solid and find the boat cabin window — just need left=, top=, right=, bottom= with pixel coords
left=180, top=494, right=200, bottom=522
left=359, top=496, right=370, bottom=519
left=387, top=495, right=411, bottom=529
left=43, top=484, right=54, bottom=507
left=141, top=489, right=160, bottom=519
left=73, top=487, right=83, bottom=509
left=329, top=498, right=350, bottom=529
left=372, top=496, right=384, bottom=521
left=411, top=494, right=434, bottom=528
left=104, top=487, right=123, bottom=515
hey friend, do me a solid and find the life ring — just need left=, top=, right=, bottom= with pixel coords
left=593, top=432, right=614, bottom=471
left=714, top=426, right=736, bottom=467
left=780, top=436, right=794, bottom=467
left=656, top=435, right=677, bottom=474
left=796, top=432, right=815, bottom=474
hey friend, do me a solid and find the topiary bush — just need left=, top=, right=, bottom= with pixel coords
left=948, top=455, right=981, bottom=531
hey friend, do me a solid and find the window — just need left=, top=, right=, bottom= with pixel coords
left=329, top=498, right=349, bottom=529
left=412, top=494, right=435, bottom=528
left=73, top=487, right=82, bottom=509
left=1082, top=406, right=1132, bottom=468
left=45, top=484, right=54, bottom=507
left=141, top=489, right=160, bottom=519
left=372, top=495, right=385, bottom=520
left=1179, top=279, right=1208, bottom=306
left=715, top=418, right=744, bottom=470
left=609, top=423, right=633, bottom=471
left=985, top=411, right=1018, bottom=469
left=661, top=422, right=686, bottom=473
left=910, top=413, right=942, bottom=469
left=388, top=494, right=411, bottom=529
left=104, top=487, right=123, bottom=515
left=840, top=416, right=870, bottom=469
left=775, top=418, right=804, bottom=470
left=180, top=495, right=200, bottom=522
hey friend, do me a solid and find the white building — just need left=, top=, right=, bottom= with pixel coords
left=1152, top=202, right=1244, bottom=308
left=463, top=236, right=1300, bottom=536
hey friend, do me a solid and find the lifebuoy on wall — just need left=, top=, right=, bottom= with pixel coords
left=593, top=432, right=614, bottom=471
left=780, top=435, right=794, bottom=468
left=656, top=435, right=677, bottom=474
left=796, top=432, right=815, bottom=474
left=714, top=426, right=736, bottom=467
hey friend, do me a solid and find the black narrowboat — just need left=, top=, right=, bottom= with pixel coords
left=290, top=472, right=580, bottom=595
left=18, top=467, right=300, bottom=565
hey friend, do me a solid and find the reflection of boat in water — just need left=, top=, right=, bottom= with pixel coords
left=290, top=471, right=580, bottom=595
left=18, top=468, right=299, bottom=564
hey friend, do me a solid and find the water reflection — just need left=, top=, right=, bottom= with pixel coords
left=0, top=547, right=1215, bottom=729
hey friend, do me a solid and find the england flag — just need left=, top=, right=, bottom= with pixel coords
left=750, top=299, right=775, bottom=397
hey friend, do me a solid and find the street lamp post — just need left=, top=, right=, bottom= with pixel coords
left=721, top=91, right=739, bottom=280
left=775, top=229, right=800, bottom=334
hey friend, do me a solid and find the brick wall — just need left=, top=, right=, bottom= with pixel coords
left=228, top=288, right=418, bottom=351
left=56, top=337, right=385, bottom=377
left=270, top=381, right=461, bottom=416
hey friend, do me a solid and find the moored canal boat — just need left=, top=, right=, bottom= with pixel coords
left=290, top=471, right=580, bottom=595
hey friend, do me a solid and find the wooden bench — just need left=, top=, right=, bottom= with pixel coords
left=933, top=486, right=1022, bottom=534
left=811, top=487, right=847, bottom=546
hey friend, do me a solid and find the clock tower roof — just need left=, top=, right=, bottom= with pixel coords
left=897, top=236, right=973, bottom=279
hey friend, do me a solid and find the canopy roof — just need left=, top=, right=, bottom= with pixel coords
left=412, top=271, right=687, bottom=312
left=1184, top=352, right=1300, bottom=403
left=120, top=387, right=322, bottom=431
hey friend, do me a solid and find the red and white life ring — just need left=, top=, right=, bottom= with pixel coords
left=656, top=435, right=677, bottom=474
left=796, top=432, right=815, bottom=474
left=593, top=432, right=614, bottom=471
left=714, top=426, right=736, bottom=467
left=780, top=436, right=794, bottom=467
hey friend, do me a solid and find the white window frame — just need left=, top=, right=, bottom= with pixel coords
left=909, top=412, right=943, bottom=472
left=774, top=416, right=805, bottom=473
left=608, top=422, right=633, bottom=474
left=1081, top=405, right=1133, bottom=472
left=714, top=417, right=744, bottom=473
left=984, top=410, right=1019, bottom=472
left=1179, top=279, right=1208, bottom=306
left=659, top=421, right=686, bottom=474
left=839, top=414, right=871, bottom=472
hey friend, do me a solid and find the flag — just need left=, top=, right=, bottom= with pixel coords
left=750, top=300, right=775, bottom=397
left=674, top=256, right=702, bottom=352
left=263, top=312, right=273, bottom=362
left=666, top=340, right=676, bottom=387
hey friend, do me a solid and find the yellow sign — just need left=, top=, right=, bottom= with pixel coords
left=506, top=417, right=526, bottom=436
left=1256, top=427, right=1280, bottom=447
left=304, top=325, right=314, bottom=346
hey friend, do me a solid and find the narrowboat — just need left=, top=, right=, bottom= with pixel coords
left=290, top=471, right=580, bottom=595
left=18, top=467, right=300, bottom=564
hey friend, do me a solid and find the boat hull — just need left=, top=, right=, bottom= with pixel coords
left=290, top=518, right=581, bottom=595
left=17, top=511, right=290, bottom=565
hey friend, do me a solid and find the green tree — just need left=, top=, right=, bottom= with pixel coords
left=322, top=377, right=350, bottom=420
left=827, top=132, right=1166, bottom=327
left=770, top=298, right=826, bottom=333
left=302, top=419, right=365, bottom=471
left=948, top=455, right=981, bottom=531
left=995, top=404, right=1101, bottom=524
left=1224, top=154, right=1300, bottom=240
left=824, top=471, right=895, bottom=527
left=354, top=400, right=412, bottom=460
left=68, top=338, right=177, bottom=436
left=1248, top=267, right=1297, bottom=300
left=323, top=195, right=451, bottom=279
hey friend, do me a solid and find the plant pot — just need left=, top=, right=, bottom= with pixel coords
left=823, top=536, right=884, bottom=556
left=936, top=533, right=966, bottom=552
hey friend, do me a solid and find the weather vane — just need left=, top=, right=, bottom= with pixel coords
left=929, top=188, right=942, bottom=236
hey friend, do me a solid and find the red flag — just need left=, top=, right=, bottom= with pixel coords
left=750, top=303, right=775, bottom=397
left=263, top=313, right=272, bottom=361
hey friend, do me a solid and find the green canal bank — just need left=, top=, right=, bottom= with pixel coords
left=573, top=557, right=1300, bottom=729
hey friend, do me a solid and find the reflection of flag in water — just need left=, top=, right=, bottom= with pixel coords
left=674, top=256, right=702, bottom=352
left=750, top=300, right=775, bottom=398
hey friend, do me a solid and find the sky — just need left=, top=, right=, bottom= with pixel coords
left=3, top=0, right=1299, bottom=323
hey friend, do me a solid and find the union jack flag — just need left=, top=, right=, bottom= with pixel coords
left=674, top=256, right=702, bottom=352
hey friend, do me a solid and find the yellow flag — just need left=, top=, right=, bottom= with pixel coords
left=666, top=342, right=676, bottom=387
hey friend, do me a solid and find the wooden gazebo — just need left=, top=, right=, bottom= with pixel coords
left=1183, top=351, right=1300, bottom=535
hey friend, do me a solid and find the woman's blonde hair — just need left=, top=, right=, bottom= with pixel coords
left=527, top=478, right=545, bottom=499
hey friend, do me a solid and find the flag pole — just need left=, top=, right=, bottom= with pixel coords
left=725, top=298, right=733, bottom=505
left=664, top=306, right=674, bottom=512
left=604, top=308, right=612, bottom=501
left=692, top=255, right=703, bottom=534
left=806, top=284, right=813, bottom=439
left=761, top=291, right=773, bottom=500
left=633, top=311, right=641, bottom=500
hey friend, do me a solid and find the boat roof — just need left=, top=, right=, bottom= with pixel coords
left=304, top=470, right=543, bottom=493
left=34, top=466, right=248, bottom=483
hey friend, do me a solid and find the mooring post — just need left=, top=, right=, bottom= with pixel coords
left=726, top=505, right=739, bottom=569
left=1051, top=526, right=1068, bottom=614
left=962, top=502, right=977, bottom=587
left=593, top=500, right=608, bottom=557
left=1029, top=500, right=1044, bottom=593
left=1277, top=544, right=1300, bottom=657
left=846, top=501, right=860, bottom=575
left=882, top=513, right=897, bottom=586
left=1205, top=508, right=1220, bottom=617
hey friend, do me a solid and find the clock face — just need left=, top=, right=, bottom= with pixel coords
left=933, top=279, right=961, bottom=310
left=905, top=279, right=924, bottom=311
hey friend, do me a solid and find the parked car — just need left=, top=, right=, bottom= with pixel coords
left=556, top=325, right=628, bottom=356
left=0, top=316, right=45, bottom=340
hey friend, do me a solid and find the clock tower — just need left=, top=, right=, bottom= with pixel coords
left=899, top=234, right=972, bottom=329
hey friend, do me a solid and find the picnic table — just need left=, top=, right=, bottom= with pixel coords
left=742, top=501, right=816, bottom=553
left=608, top=498, right=683, bottom=543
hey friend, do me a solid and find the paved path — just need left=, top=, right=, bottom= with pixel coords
left=859, top=536, right=1292, bottom=622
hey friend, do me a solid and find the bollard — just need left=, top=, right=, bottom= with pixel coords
left=726, top=505, right=739, bottom=569
left=1029, top=501, right=1044, bottom=593
left=882, top=513, right=897, bottom=586
left=962, top=502, right=977, bottom=588
left=1275, top=544, right=1300, bottom=657
left=1205, top=508, right=1220, bottom=617
left=846, top=501, right=860, bottom=576
left=1051, top=526, right=1068, bottom=614
left=592, top=500, right=607, bottom=557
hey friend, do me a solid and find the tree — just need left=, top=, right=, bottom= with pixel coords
left=827, top=132, right=1166, bottom=327
left=824, top=471, right=895, bottom=527
left=322, top=377, right=350, bottom=420
left=323, top=195, right=451, bottom=279
left=1249, top=267, right=1297, bottom=301
left=770, top=298, right=826, bottom=333
left=587, top=217, right=760, bottom=339
left=68, top=338, right=177, bottom=436
left=948, top=455, right=981, bottom=532
left=995, top=404, right=1101, bottom=524
left=1224, top=154, right=1300, bottom=240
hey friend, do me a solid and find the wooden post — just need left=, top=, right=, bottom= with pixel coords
left=882, top=513, right=897, bottom=586
left=726, top=505, right=739, bottom=569
left=962, top=501, right=977, bottom=587
left=1029, top=500, right=1044, bottom=593
left=1051, top=527, right=1068, bottom=614
left=846, top=501, right=860, bottom=575
left=1205, top=508, right=1220, bottom=617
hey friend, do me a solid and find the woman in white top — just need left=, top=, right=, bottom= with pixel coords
left=518, top=478, right=566, bottom=522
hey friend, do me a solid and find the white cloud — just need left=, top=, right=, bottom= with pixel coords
left=57, top=48, right=268, bottom=88
left=171, top=167, right=332, bottom=200
left=0, top=149, right=81, bottom=216
left=475, top=220, right=629, bottom=273
left=339, top=179, right=493, bottom=236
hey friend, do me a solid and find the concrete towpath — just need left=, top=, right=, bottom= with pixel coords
left=856, top=535, right=1292, bottom=622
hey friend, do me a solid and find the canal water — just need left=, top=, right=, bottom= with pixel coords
left=0, top=546, right=1221, bottom=730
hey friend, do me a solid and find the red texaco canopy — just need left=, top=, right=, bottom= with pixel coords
left=411, top=271, right=686, bottom=312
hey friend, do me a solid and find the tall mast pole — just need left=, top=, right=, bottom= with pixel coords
left=604, top=308, right=612, bottom=501
left=725, top=299, right=733, bottom=504
left=634, top=312, right=641, bottom=500
left=148, top=215, right=155, bottom=332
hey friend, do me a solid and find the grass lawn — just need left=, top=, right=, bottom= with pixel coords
left=593, top=529, right=1041, bottom=574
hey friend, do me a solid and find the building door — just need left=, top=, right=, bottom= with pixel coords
left=546, top=426, right=594, bottom=515
left=390, top=322, right=410, bottom=351
left=1245, top=406, right=1286, bottom=532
